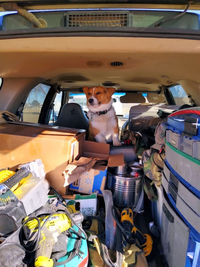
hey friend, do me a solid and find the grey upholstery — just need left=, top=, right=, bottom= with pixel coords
left=55, top=103, right=89, bottom=131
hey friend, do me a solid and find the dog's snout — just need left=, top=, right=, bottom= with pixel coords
left=88, top=98, right=94, bottom=104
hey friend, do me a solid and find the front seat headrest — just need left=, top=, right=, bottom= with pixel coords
left=55, top=103, right=89, bottom=131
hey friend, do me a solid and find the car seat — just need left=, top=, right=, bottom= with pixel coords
left=55, top=103, right=89, bottom=131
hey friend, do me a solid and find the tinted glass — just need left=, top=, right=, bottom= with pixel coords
left=169, top=84, right=192, bottom=106
left=49, top=92, right=63, bottom=125
left=23, top=83, right=50, bottom=123
left=1, top=10, right=200, bottom=33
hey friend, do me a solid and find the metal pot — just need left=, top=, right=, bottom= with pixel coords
left=112, top=173, right=142, bottom=208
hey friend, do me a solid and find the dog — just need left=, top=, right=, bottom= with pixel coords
left=83, top=86, right=121, bottom=146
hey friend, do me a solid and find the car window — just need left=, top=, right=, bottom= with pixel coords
left=68, top=91, right=147, bottom=129
left=22, top=83, right=51, bottom=123
left=68, top=92, right=128, bottom=115
left=1, top=10, right=200, bottom=33
left=68, top=92, right=88, bottom=112
left=49, top=92, right=63, bottom=125
left=169, top=84, right=192, bottom=106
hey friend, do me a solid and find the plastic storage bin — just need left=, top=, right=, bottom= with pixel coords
left=165, top=142, right=200, bottom=197
left=167, top=108, right=200, bottom=136
left=161, top=190, right=200, bottom=267
left=166, top=129, right=182, bottom=149
left=162, top=164, right=200, bottom=233
left=163, top=163, right=200, bottom=215
left=166, top=128, right=200, bottom=160
left=166, top=108, right=200, bottom=159
left=151, top=185, right=163, bottom=230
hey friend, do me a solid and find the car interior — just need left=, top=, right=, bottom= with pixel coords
left=0, top=2, right=200, bottom=267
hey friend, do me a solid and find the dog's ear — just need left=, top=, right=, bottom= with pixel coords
left=83, top=87, right=89, bottom=94
left=108, top=87, right=116, bottom=96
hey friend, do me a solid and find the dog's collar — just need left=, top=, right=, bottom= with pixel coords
left=92, top=105, right=112, bottom=116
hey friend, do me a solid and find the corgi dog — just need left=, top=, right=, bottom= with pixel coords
left=83, top=86, right=121, bottom=146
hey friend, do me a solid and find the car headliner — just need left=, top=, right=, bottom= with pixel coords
left=0, top=36, right=200, bottom=100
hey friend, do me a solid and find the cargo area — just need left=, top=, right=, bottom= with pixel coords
left=1, top=4, right=200, bottom=265
left=0, top=76, right=200, bottom=267
left=0, top=105, right=166, bottom=267
left=1, top=101, right=200, bottom=267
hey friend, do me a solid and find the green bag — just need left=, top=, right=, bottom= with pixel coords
left=143, top=149, right=165, bottom=187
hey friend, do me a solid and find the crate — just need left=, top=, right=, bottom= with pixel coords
left=165, top=142, right=200, bottom=196
left=161, top=191, right=200, bottom=267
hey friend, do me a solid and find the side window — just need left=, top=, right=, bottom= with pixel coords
left=169, top=84, right=192, bottom=106
left=49, top=92, right=63, bottom=125
left=68, top=92, right=88, bottom=112
left=22, top=83, right=50, bottom=123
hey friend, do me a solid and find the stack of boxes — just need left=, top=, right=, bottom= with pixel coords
left=161, top=108, right=200, bottom=267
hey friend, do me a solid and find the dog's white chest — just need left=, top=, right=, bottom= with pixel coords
left=90, top=109, right=117, bottom=135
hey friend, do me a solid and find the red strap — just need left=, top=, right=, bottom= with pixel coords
left=169, top=109, right=200, bottom=117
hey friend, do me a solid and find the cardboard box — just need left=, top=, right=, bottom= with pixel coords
left=0, top=122, right=85, bottom=195
left=69, top=140, right=124, bottom=195
left=69, top=167, right=107, bottom=195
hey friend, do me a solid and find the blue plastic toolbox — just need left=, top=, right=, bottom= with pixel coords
left=167, top=108, right=200, bottom=136
left=166, top=108, right=200, bottom=160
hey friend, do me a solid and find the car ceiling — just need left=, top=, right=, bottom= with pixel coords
left=0, top=36, right=200, bottom=96
left=1, top=1, right=200, bottom=105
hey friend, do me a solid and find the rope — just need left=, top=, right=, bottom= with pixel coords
left=1, top=3, right=47, bottom=28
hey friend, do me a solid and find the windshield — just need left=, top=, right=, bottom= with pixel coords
left=0, top=9, right=200, bottom=34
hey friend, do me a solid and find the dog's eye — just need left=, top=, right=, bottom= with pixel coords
left=96, top=92, right=101, bottom=95
left=88, top=93, right=92, bottom=96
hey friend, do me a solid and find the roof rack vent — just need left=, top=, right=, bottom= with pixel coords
left=66, top=11, right=129, bottom=28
